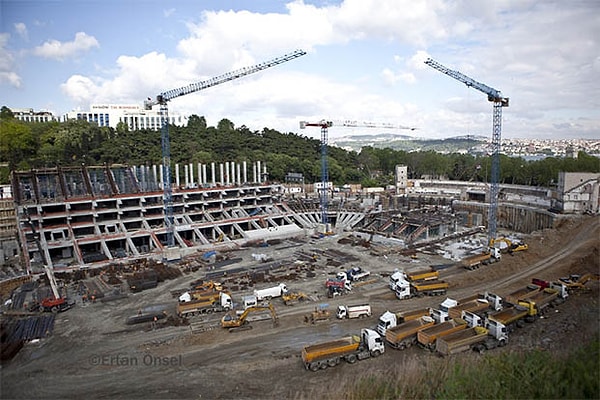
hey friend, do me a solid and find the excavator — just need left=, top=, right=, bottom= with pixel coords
left=490, top=237, right=528, bottom=254
left=559, top=273, right=600, bottom=291
left=282, top=291, right=309, bottom=305
left=220, top=303, right=279, bottom=332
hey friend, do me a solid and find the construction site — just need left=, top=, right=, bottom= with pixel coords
left=1, top=50, right=598, bottom=398
left=0, top=156, right=598, bottom=398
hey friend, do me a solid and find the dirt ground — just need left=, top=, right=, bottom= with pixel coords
left=1, top=215, right=598, bottom=400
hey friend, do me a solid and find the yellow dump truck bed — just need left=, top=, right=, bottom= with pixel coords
left=436, top=326, right=488, bottom=355
left=385, top=316, right=435, bottom=347
left=302, top=335, right=360, bottom=364
left=448, top=299, right=490, bottom=319
left=417, top=318, right=468, bottom=347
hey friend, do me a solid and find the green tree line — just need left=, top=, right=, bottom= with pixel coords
left=1, top=106, right=598, bottom=186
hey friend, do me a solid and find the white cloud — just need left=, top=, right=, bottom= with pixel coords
left=33, top=32, right=99, bottom=61
left=14, top=23, right=28, bottom=40
left=55, top=0, right=599, bottom=139
left=0, top=33, right=21, bottom=88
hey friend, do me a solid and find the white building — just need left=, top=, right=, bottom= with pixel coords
left=63, top=104, right=188, bottom=130
left=10, top=108, right=55, bottom=123
left=552, top=172, right=600, bottom=214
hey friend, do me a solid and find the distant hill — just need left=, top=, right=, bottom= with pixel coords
left=329, top=133, right=487, bottom=153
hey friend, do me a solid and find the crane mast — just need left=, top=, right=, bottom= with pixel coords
left=424, top=58, right=509, bottom=244
left=300, top=119, right=417, bottom=230
left=145, top=50, right=307, bottom=249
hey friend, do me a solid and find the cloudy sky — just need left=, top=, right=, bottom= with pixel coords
left=1, top=0, right=599, bottom=140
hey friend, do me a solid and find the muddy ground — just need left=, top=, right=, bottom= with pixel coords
left=1, top=215, right=598, bottom=399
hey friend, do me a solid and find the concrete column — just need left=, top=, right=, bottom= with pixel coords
left=175, top=163, right=180, bottom=188
left=189, top=163, right=194, bottom=187
left=202, top=164, right=207, bottom=187
left=253, top=163, right=257, bottom=184
left=211, top=163, right=216, bottom=186
left=219, top=163, right=224, bottom=185
left=257, top=161, right=262, bottom=183
left=236, top=163, right=241, bottom=186
left=196, top=163, right=204, bottom=187
left=184, top=164, right=189, bottom=188
left=159, top=166, right=164, bottom=190
left=263, top=164, right=267, bottom=182
left=153, top=165, right=158, bottom=190
left=243, top=161, right=247, bottom=184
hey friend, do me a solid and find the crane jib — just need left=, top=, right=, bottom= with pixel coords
left=156, top=49, right=307, bottom=104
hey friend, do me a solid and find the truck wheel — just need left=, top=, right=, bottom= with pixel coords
left=499, top=339, right=507, bottom=347
left=346, top=354, right=357, bottom=364
left=309, top=363, right=319, bottom=372
left=370, top=349, right=381, bottom=357
left=320, top=362, right=328, bottom=370
left=51, top=306, right=59, bottom=313
left=327, top=358, right=337, bottom=367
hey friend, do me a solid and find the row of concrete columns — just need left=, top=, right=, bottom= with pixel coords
left=133, top=161, right=268, bottom=190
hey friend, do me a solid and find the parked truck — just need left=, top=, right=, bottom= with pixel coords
left=338, top=267, right=371, bottom=282
left=518, top=287, right=565, bottom=317
left=504, top=284, right=541, bottom=306
left=448, top=298, right=491, bottom=320
left=485, top=304, right=532, bottom=332
left=176, top=291, right=233, bottom=317
left=389, top=268, right=438, bottom=291
left=336, top=304, right=372, bottom=319
left=376, top=308, right=432, bottom=336
left=385, top=315, right=435, bottom=350
left=435, top=325, right=507, bottom=356
left=460, top=248, right=501, bottom=270
left=253, top=283, right=288, bottom=301
left=395, top=280, right=449, bottom=300
left=301, top=328, right=385, bottom=371
left=417, top=318, right=468, bottom=350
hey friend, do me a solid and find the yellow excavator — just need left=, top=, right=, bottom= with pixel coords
left=490, top=237, right=528, bottom=254
left=220, top=303, right=279, bottom=332
left=560, top=273, right=600, bottom=291
left=282, top=291, right=309, bottom=305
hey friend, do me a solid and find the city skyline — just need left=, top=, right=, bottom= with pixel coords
left=2, top=0, right=599, bottom=140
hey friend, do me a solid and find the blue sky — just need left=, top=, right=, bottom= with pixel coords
left=1, top=0, right=599, bottom=140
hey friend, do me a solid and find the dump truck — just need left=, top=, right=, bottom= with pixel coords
left=517, top=287, right=563, bottom=317
left=253, top=283, right=288, bottom=301
left=376, top=308, right=432, bottom=336
left=504, top=284, right=541, bottom=306
left=432, top=291, right=502, bottom=325
left=385, top=316, right=435, bottom=350
left=389, top=268, right=438, bottom=291
left=435, top=325, right=506, bottom=356
left=448, top=298, right=492, bottom=320
left=395, top=280, right=448, bottom=300
left=460, top=248, right=501, bottom=270
left=406, top=269, right=439, bottom=282
left=417, top=318, right=468, bottom=350
left=176, top=292, right=233, bottom=317
left=485, top=304, right=532, bottom=332
left=301, top=328, right=385, bottom=371
left=336, top=304, right=372, bottom=319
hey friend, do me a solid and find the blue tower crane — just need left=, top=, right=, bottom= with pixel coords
left=144, top=50, right=307, bottom=249
left=299, top=119, right=416, bottom=232
left=424, top=58, right=509, bottom=244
